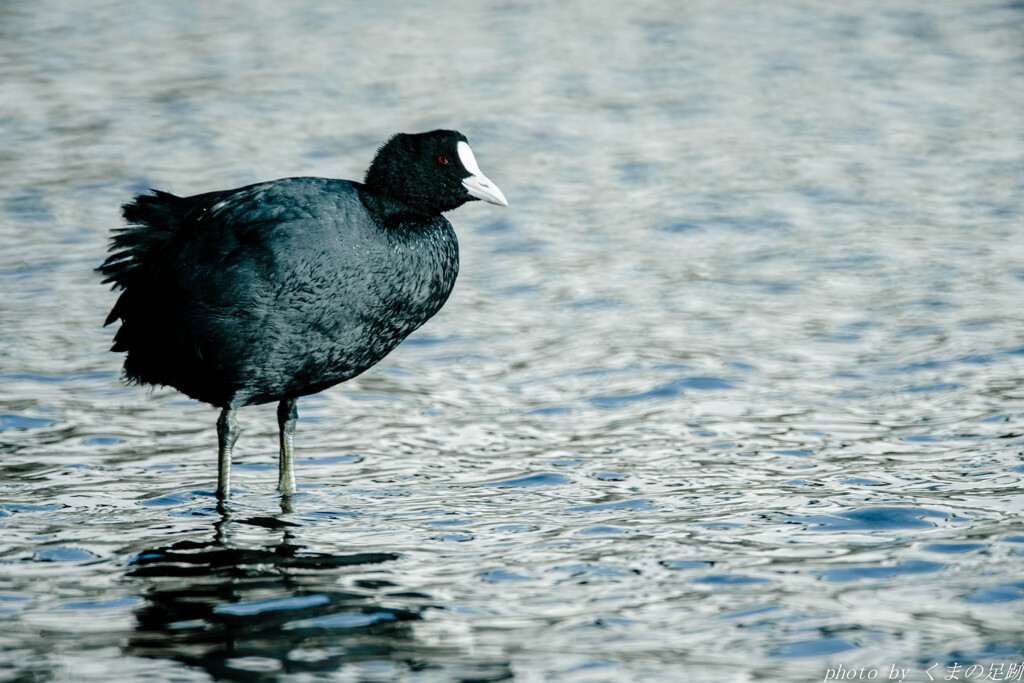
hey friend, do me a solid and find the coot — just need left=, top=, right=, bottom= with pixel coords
left=99, top=130, right=506, bottom=498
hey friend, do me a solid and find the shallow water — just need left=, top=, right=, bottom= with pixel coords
left=2, top=1, right=1024, bottom=681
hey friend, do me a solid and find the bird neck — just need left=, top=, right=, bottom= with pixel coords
left=357, top=187, right=438, bottom=228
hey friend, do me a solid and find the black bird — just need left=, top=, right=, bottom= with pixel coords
left=99, top=130, right=506, bottom=499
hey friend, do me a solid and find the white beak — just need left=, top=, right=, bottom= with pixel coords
left=458, top=141, right=508, bottom=207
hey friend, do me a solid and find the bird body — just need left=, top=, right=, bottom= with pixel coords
left=99, top=130, right=506, bottom=498
left=105, top=178, right=458, bottom=408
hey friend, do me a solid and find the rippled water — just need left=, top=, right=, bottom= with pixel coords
left=2, top=1, right=1024, bottom=681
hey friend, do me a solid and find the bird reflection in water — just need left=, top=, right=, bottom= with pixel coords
left=123, top=509, right=513, bottom=681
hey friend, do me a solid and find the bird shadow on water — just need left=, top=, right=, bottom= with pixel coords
left=122, top=506, right=513, bottom=682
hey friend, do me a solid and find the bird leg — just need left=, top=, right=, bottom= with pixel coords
left=278, top=397, right=298, bottom=496
left=216, top=407, right=240, bottom=499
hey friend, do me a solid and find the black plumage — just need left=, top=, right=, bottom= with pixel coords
left=99, top=130, right=507, bottom=498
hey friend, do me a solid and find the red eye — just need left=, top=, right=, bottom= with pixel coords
left=438, top=155, right=449, bottom=165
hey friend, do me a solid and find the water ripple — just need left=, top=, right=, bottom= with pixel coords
left=2, top=0, right=1024, bottom=680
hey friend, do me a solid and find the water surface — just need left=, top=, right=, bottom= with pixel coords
left=2, top=1, right=1024, bottom=681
